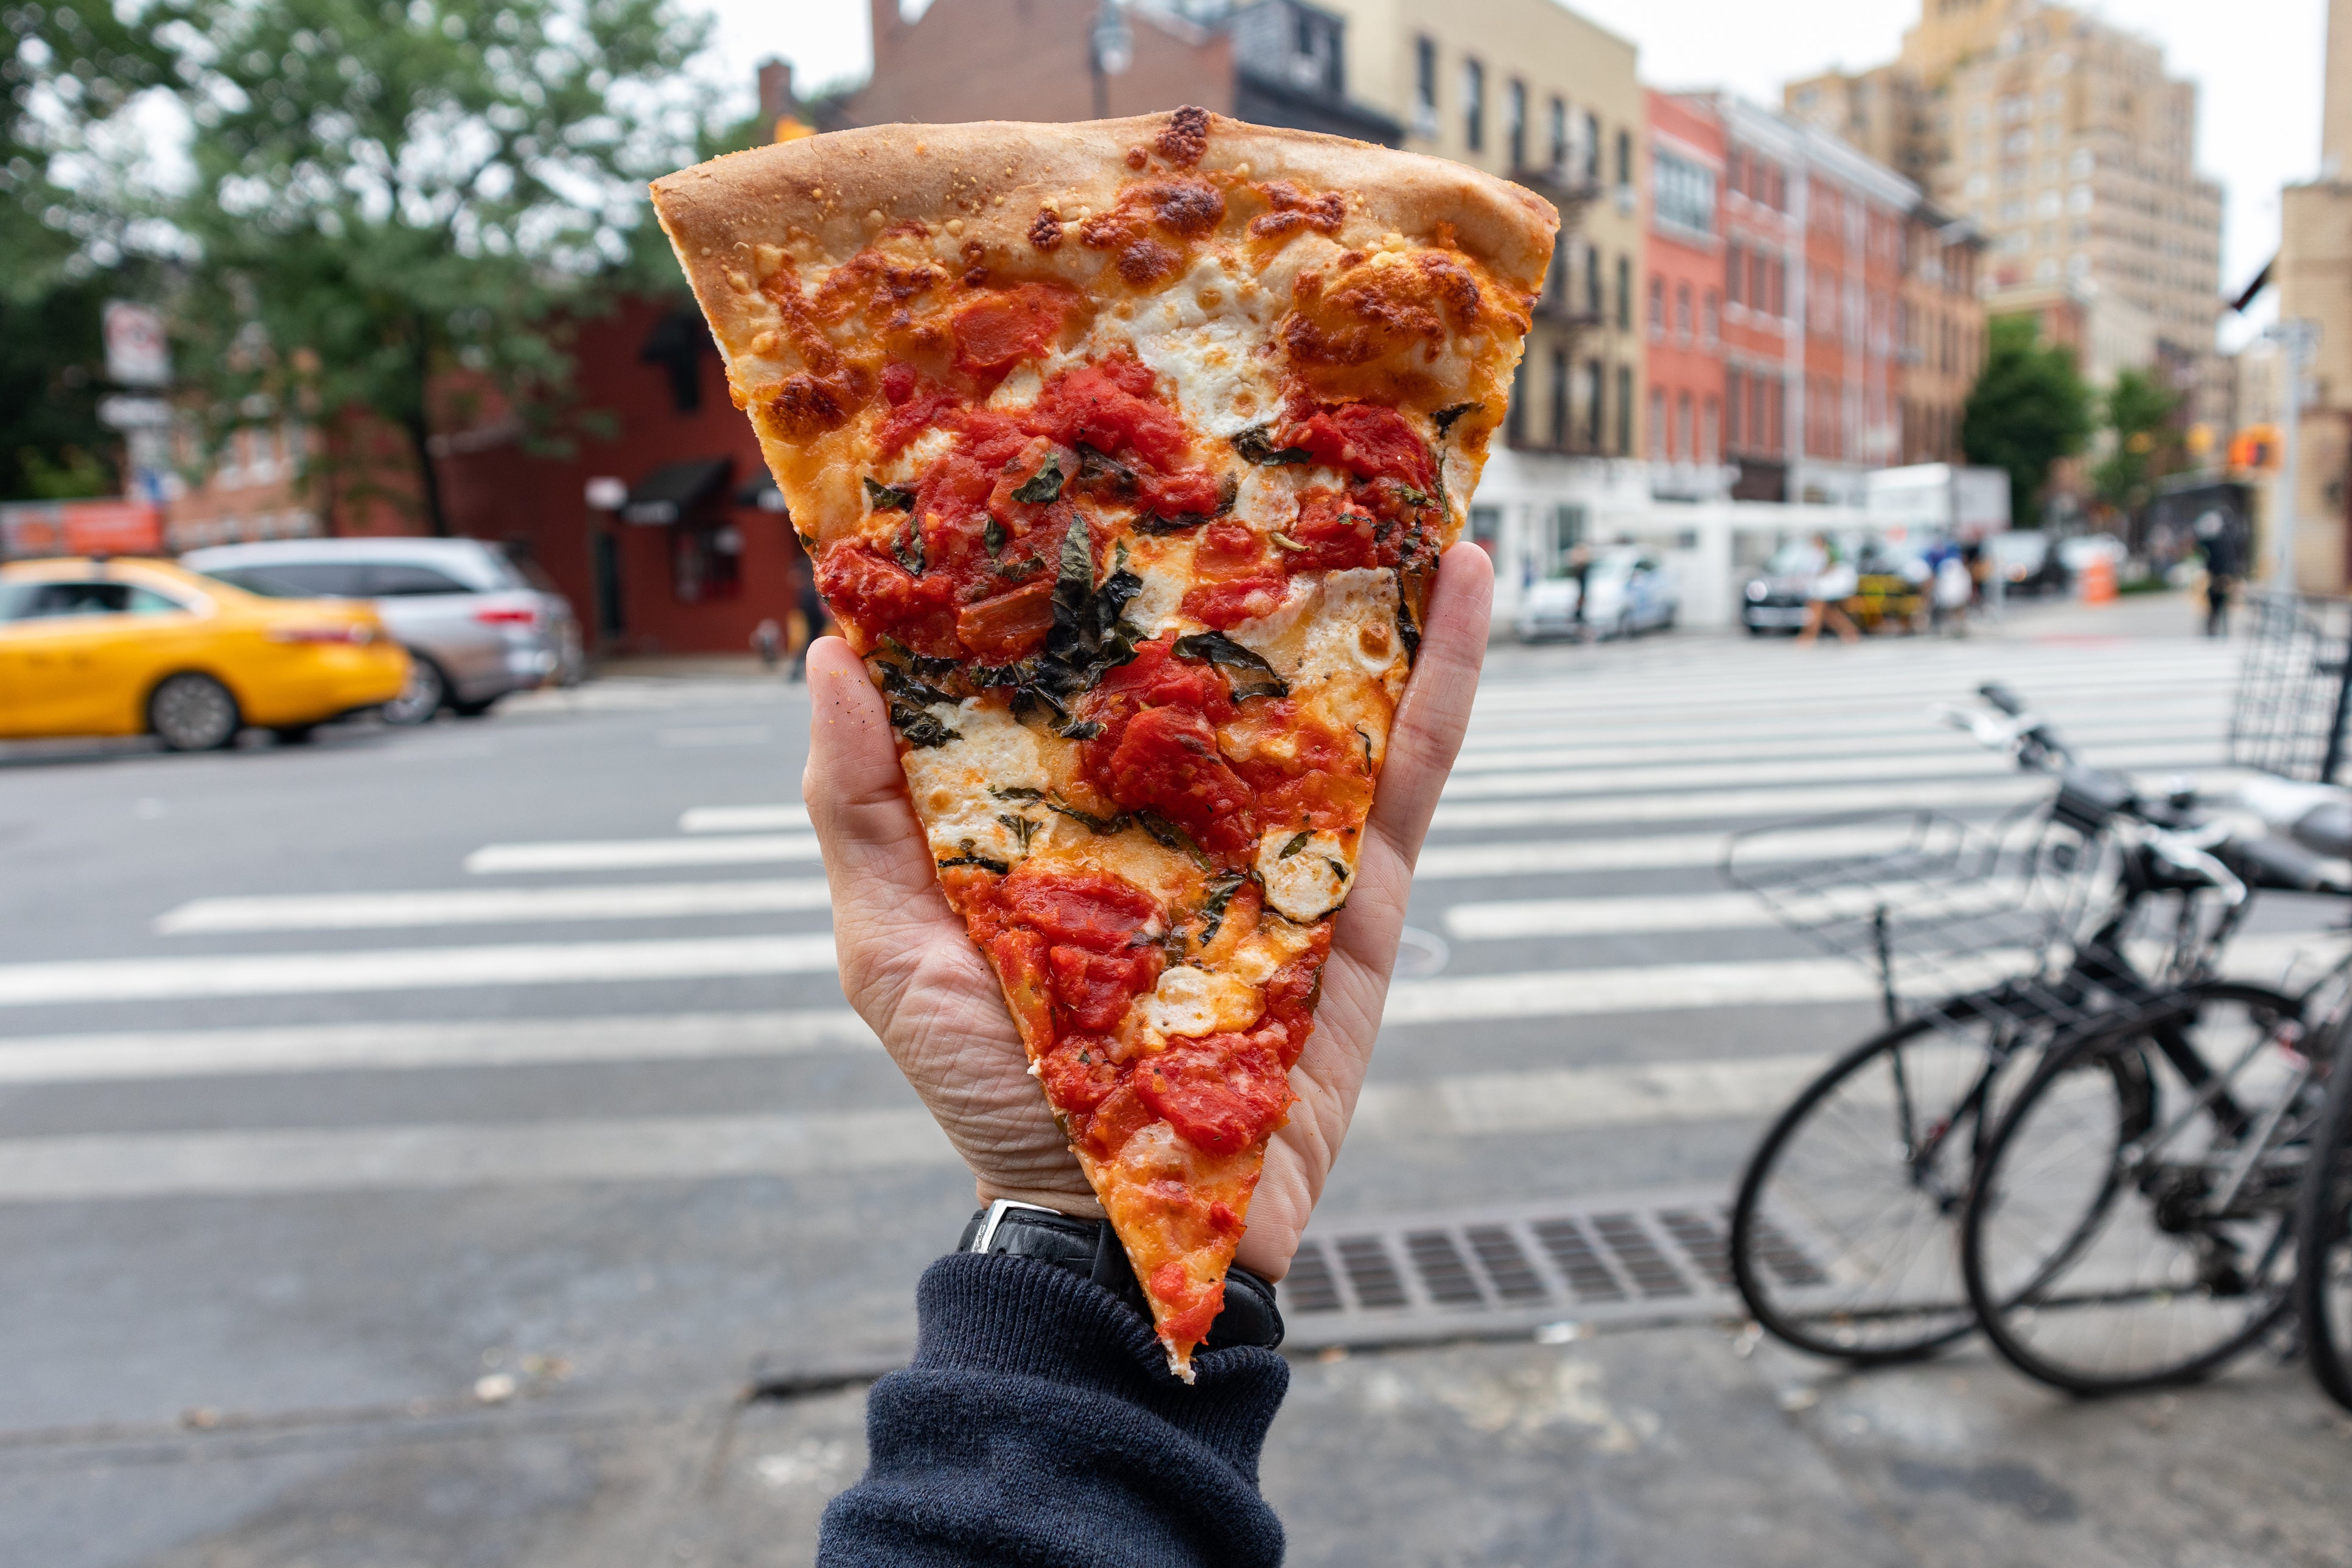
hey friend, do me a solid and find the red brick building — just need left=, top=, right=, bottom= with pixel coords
left=1643, top=90, right=1726, bottom=499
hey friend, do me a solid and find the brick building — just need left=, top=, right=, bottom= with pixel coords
left=1642, top=89, right=1725, bottom=500
left=1897, top=206, right=1985, bottom=464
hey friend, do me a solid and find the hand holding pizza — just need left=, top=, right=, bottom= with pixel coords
left=808, top=542, right=1491, bottom=1283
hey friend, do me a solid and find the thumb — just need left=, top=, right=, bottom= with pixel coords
left=803, top=637, right=937, bottom=897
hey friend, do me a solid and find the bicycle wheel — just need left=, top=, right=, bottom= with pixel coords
left=1730, top=1000, right=2050, bottom=1363
left=1961, top=981, right=2310, bottom=1396
left=2295, top=1053, right=2352, bottom=1412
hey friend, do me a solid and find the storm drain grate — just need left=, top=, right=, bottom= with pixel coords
left=1279, top=1185, right=1795, bottom=1350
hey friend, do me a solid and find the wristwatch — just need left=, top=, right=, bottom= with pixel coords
left=958, top=1199, right=1284, bottom=1351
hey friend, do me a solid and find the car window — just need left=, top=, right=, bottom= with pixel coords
left=10, top=580, right=133, bottom=618
left=218, top=562, right=373, bottom=597
left=126, top=586, right=191, bottom=614
left=1636, top=557, right=1659, bottom=574
left=366, top=562, right=474, bottom=596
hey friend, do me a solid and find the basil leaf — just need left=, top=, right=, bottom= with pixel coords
left=1012, top=455, right=1065, bottom=503
left=1076, top=443, right=1136, bottom=491
left=889, top=701, right=960, bottom=749
left=936, top=836, right=1010, bottom=874
left=1136, top=809, right=1210, bottom=869
left=864, top=476, right=917, bottom=510
left=997, top=814, right=1038, bottom=851
left=1321, top=856, right=1352, bottom=883
left=1232, top=425, right=1312, bottom=466
left=984, top=517, right=1007, bottom=555
left=1197, top=870, right=1250, bottom=946
left=1047, top=799, right=1125, bottom=834
left=1135, top=511, right=1209, bottom=534
left=1173, top=631, right=1289, bottom=699
left=1395, top=575, right=1422, bottom=663
left=1433, top=402, right=1479, bottom=434
left=872, top=657, right=955, bottom=709
left=989, top=785, right=1046, bottom=800
left=1278, top=830, right=1312, bottom=859
left=891, top=518, right=926, bottom=575
left=1057, top=719, right=1105, bottom=740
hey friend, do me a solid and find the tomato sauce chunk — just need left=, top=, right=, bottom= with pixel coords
left=956, top=580, right=1055, bottom=662
left=1027, top=355, right=1191, bottom=469
left=999, top=863, right=1159, bottom=951
left=1283, top=489, right=1381, bottom=573
left=1101, top=704, right=1256, bottom=856
left=1288, top=400, right=1437, bottom=491
left=1049, top=943, right=1165, bottom=1033
left=1180, top=576, right=1290, bottom=629
left=1137, top=1034, right=1293, bottom=1155
left=816, top=542, right=957, bottom=655
left=950, top=284, right=1073, bottom=376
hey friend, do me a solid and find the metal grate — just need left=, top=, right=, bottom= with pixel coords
left=1280, top=1186, right=1777, bottom=1349
left=2231, top=591, right=2352, bottom=783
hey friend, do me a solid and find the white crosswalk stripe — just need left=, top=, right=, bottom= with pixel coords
left=5, top=634, right=2304, bottom=1211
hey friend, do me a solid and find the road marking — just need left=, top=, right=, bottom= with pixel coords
left=1430, top=777, right=2041, bottom=831
left=0, top=1010, right=878, bottom=1084
left=156, top=878, right=836, bottom=934
left=681, top=805, right=811, bottom=834
left=1465, top=671, right=2235, bottom=724
left=1382, top=959, right=1880, bottom=1022
left=1448, top=721, right=2224, bottom=772
left=1440, top=746, right=2216, bottom=802
left=0, top=934, right=840, bottom=1007
left=657, top=725, right=772, bottom=748
left=466, top=834, right=821, bottom=873
left=1413, top=829, right=1856, bottom=881
left=1444, top=892, right=1779, bottom=940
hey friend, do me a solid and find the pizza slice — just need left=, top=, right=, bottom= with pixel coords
left=652, top=108, right=1554, bottom=1377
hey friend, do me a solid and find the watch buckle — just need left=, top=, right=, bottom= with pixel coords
left=970, top=1197, right=1066, bottom=1254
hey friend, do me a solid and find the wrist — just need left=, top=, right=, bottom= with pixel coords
left=957, top=1199, right=1284, bottom=1353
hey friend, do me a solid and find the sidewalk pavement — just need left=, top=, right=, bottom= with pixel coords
left=44, top=1317, right=2340, bottom=1567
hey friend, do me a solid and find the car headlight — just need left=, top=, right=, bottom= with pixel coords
left=1745, top=580, right=1767, bottom=601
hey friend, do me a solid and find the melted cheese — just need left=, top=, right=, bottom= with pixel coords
left=1256, top=827, right=1354, bottom=921
left=898, top=698, right=1051, bottom=865
left=1137, top=962, right=1265, bottom=1045
left=1115, top=253, right=1280, bottom=437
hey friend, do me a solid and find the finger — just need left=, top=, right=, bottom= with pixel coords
left=1363, top=542, right=1491, bottom=868
left=802, top=637, right=943, bottom=902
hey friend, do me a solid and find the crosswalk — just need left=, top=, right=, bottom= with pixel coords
left=7, top=629, right=2326, bottom=1219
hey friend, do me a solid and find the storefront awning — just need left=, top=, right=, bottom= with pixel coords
left=733, top=471, right=791, bottom=514
left=623, top=457, right=731, bottom=525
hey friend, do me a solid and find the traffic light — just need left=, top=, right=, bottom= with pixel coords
left=2229, top=424, right=2280, bottom=472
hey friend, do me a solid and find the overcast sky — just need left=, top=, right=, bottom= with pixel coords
left=711, top=0, right=2323, bottom=339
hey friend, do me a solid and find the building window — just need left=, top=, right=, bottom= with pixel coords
left=1550, top=348, right=1569, bottom=447
left=1769, top=376, right=1785, bottom=453
left=1506, top=354, right=1525, bottom=445
left=1585, top=359, right=1605, bottom=449
left=1548, top=96, right=1568, bottom=170
left=1413, top=37, right=1437, bottom=139
left=1727, top=149, right=1744, bottom=198
left=1615, top=253, right=1631, bottom=331
left=1650, top=387, right=1667, bottom=460
left=1703, top=396, right=1719, bottom=464
left=1615, top=128, right=1633, bottom=191
left=1771, top=256, right=1785, bottom=317
left=1676, top=391, right=1692, bottom=463
left=1583, top=111, right=1601, bottom=183
left=1507, top=79, right=1526, bottom=169
left=1648, top=274, right=1665, bottom=337
left=1726, top=369, right=1743, bottom=451
left=1615, top=364, right=1634, bottom=455
left=1703, top=289, right=1719, bottom=346
left=1653, top=149, right=1715, bottom=236
left=1726, top=240, right=1744, bottom=306
left=1584, top=242, right=1603, bottom=317
left=1676, top=283, right=1692, bottom=345
left=1463, top=58, right=1485, bottom=152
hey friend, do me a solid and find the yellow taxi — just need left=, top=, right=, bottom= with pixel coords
left=0, top=556, right=410, bottom=749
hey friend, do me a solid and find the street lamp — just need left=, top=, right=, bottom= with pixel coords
left=1090, top=1, right=1132, bottom=119
left=2266, top=318, right=2320, bottom=592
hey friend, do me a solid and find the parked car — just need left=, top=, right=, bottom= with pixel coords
left=1989, top=531, right=2067, bottom=598
left=183, top=537, right=581, bottom=724
left=0, top=557, right=407, bottom=750
left=1848, top=538, right=1933, bottom=634
left=1741, top=541, right=1822, bottom=634
left=1516, top=548, right=1680, bottom=642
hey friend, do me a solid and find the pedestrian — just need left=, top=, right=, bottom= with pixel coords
left=1932, top=544, right=1973, bottom=637
left=802, top=544, right=1493, bottom=1567
left=2194, top=508, right=2242, bottom=639
left=1796, top=533, right=1861, bottom=645
left=1563, top=539, right=1594, bottom=642
left=788, top=538, right=830, bottom=681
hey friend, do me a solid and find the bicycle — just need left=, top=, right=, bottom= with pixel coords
left=1954, top=775, right=2352, bottom=1395
left=1724, top=684, right=2324, bottom=1366
left=2295, top=1023, right=2352, bottom=1412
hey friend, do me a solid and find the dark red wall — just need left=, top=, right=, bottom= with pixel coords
left=438, top=297, right=803, bottom=657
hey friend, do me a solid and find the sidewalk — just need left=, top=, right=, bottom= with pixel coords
left=80, top=1317, right=2338, bottom=1567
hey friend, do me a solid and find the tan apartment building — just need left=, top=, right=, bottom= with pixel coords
left=1898, top=205, right=1986, bottom=465
left=1787, top=0, right=2224, bottom=429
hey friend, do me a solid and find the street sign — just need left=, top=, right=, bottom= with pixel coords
left=102, top=301, right=171, bottom=388
left=97, top=395, right=173, bottom=430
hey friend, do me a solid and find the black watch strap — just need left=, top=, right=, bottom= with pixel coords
left=958, top=1200, right=1284, bottom=1352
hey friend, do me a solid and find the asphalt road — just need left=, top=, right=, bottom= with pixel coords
left=4, top=595, right=2348, bottom=1566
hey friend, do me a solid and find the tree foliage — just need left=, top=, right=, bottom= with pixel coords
left=144, top=0, right=713, bottom=533
left=1962, top=314, right=2093, bottom=527
left=2090, top=366, right=2183, bottom=518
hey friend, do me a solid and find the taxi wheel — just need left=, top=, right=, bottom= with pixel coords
left=149, top=673, right=242, bottom=752
left=382, top=654, right=446, bottom=726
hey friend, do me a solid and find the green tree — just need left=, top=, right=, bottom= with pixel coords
left=147, top=0, right=714, bottom=534
left=1962, top=314, right=2093, bottom=527
left=2, top=1, right=179, bottom=499
left=2090, top=365, right=2182, bottom=519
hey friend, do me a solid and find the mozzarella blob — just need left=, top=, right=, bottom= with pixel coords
left=1256, top=827, right=1354, bottom=921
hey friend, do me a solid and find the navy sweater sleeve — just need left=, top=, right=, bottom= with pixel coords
left=817, top=1251, right=1290, bottom=1567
